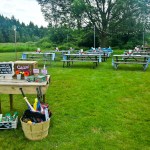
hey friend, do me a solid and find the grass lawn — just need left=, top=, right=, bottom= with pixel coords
left=0, top=51, right=150, bottom=150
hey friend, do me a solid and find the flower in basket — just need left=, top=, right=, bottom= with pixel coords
left=24, top=71, right=30, bottom=77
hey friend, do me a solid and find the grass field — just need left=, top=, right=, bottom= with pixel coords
left=0, top=51, right=150, bottom=150
left=0, top=42, right=37, bottom=53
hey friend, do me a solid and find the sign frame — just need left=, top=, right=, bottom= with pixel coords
left=0, top=62, right=14, bottom=79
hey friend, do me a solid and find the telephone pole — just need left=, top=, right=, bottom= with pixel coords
left=14, top=25, right=17, bottom=60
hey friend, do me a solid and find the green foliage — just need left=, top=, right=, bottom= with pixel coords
left=78, top=29, right=99, bottom=48
left=58, top=43, right=80, bottom=50
left=37, top=0, right=150, bottom=47
left=0, top=13, right=150, bottom=50
left=48, top=27, right=72, bottom=44
left=0, top=15, right=47, bottom=43
left=37, top=38, right=53, bottom=49
left=124, top=41, right=135, bottom=49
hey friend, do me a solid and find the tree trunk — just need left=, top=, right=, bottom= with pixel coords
left=99, top=31, right=107, bottom=47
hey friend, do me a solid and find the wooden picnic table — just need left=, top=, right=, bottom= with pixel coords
left=86, top=51, right=109, bottom=61
left=62, top=53, right=101, bottom=68
left=112, top=54, right=150, bottom=70
left=21, top=52, right=55, bottom=62
left=124, top=50, right=150, bottom=55
left=52, top=50, right=69, bottom=54
left=0, top=75, right=50, bottom=110
left=51, top=50, right=69, bottom=60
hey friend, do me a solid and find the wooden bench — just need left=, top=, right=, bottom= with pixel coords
left=112, top=60, right=148, bottom=71
left=114, top=61, right=147, bottom=64
left=20, top=57, right=41, bottom=61
left=62, top=59, right=98, bottom=68
left=112, top=55, right=150, bottom=71
left=20, top=58, right=27, bottom=60
left=20, top=56, right=40, bottom=60
left=101, top=55, right=108, bottom=62
left=20, top=52, right=55, bottom=62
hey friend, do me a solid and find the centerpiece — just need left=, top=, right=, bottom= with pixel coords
left=15, top=70, right=30, bottom=80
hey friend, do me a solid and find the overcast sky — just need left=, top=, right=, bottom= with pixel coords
left=0, top=0, right=48, bottom=27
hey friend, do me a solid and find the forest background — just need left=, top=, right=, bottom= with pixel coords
left=0, top=0, right=150, bottom=52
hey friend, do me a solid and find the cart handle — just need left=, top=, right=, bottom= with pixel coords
left=19, top=88, right=35, bottom=112
left=20, top=88, right=25, bottom=97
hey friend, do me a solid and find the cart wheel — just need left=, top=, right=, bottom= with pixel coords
left=4, top=122, right=12, bottom=128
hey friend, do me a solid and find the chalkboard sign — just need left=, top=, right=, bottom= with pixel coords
left=0, top=62, right=14, bottom=78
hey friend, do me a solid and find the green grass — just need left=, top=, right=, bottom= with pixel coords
left=0, top=42, right=37, bottom=52
left=0, top=51, right=150, bottom=150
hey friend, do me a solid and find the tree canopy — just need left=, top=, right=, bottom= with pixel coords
left=37, top=0, right=150, bottom=47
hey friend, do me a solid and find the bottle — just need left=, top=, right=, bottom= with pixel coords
left=0, top=114, right=2, bottom=122
left=41, top=65, right=47, bottom=75
left=44, top=107, right=49, bottom=121
left=12, top=112, right=18, bottom=120
left=37, top=100, right=41, bottom=112
left=33, top=98, right=38, bottom=111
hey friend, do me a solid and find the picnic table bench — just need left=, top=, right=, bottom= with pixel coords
left=112, top=54, right=150, bottom=71
left=62, top=53, right=101, bottom=68
left=20, top=52, right=55, bottom=62
left=86, top=51, right=109, bottom=62
left=124, top=50, right=150, bottom=56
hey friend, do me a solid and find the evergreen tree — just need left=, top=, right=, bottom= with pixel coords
left=0, top=15, right=47, bottom=43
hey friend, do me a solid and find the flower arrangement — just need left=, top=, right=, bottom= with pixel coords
left=15, top=70, right=21, bottom=75
left=15, top=70, right=30, bottom=76
left=24, top=71, right=30, bottom=76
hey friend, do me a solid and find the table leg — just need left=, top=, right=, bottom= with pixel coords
left=104, top=53, right=106, bottom=61
left=9, top=94, right=13, bottom=110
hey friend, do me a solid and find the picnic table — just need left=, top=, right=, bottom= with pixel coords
left=52, top=50, right=69, bottom=54
left=86, top=51, right=109, bottom=61
left=112, top=54, right=150, bottom=70
left=21, top=52, right=55, bottom=62
left=51, top=50, right=69, bottom=60
left=124, top=50, right=150, bottom=55
left=0, top=75, right=50, bottom=110
left=62, top=53, right=101, bottom=68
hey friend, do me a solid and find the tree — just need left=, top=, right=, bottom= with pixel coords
left=37, top=0, right=150, bottom=47
left=0, top=15, right=48, bottom=43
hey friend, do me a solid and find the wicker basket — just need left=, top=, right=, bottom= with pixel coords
left=20, top=118, right=50, bottom=140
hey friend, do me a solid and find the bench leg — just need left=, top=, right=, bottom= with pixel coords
left=113, top=64, right=118, bottom=69
left=93, top=65, right=95, bottom=69
left=63, top=61, right=65, bottom=67
left=104, top=56, right=106, bottom=62
left=96, top=62, right=98, bottom=67
left=93, top=62, right=97, bottom=69
left=143, top=63, right=148, bottom=71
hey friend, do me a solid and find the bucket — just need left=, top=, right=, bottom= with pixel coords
left=17, top=74, right=21, bottom=80
left=20, top=118, right=50, bottom=140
